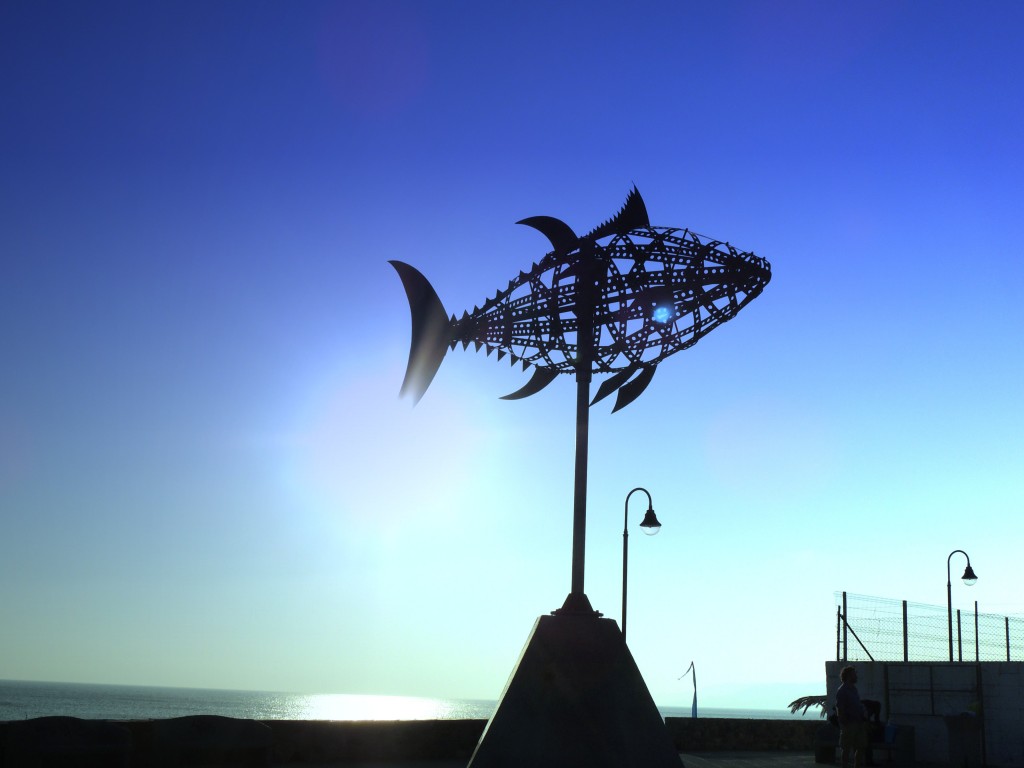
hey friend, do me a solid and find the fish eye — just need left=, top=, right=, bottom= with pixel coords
left=652, top=306, right=672, bottom=323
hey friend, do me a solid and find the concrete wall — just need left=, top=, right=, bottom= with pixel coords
left=0, top=717, right=489, bottom=766
left=0, top=716, right=822, bottom=765
left=826, top=660, right=1024, bottom=766
left=263, top=719, right=487, bottom=763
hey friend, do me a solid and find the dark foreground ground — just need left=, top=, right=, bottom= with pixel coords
left=278, top=752, right=818, bottom=768
left=3, top=717, right=934, bottom=767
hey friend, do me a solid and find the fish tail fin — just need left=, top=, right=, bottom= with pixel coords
left=389, top=260, right=451, bottom=403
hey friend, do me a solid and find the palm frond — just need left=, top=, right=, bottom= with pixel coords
left=788, top=694, right=828, bottom=717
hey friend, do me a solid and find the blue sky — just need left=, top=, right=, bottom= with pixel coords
left=2, top=1, right=1023, bottom=710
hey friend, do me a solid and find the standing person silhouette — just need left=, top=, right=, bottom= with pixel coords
left=836, top=666, right=868, bottom=768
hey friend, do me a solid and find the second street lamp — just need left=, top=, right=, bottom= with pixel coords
left=947, top=549, right=978, bottom=662
left=622, top=487, right=662, bottom=643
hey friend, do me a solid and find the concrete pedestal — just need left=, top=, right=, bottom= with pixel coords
left=468, top=612, right=682, bottom=768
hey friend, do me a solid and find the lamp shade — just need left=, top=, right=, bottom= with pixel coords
left=962, top=565, right=978, bottom=586
left=639, top=509, right=661, bottom=536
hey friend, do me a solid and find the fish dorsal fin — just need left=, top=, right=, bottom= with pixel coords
left=517, top=215, right=579, bottom=254
left=583, top=186, right=650, bottom=241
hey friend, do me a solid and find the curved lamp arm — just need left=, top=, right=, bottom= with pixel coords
left=622, top=487, right=661, bottom=643
left=947, top=549, right=978, bottom=661
left=624, top=487, right=654, bottom=536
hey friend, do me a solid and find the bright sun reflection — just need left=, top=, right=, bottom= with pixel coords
left=295, top=694, right=457, bottom=721
left=652, top=306, right=672, bottom=323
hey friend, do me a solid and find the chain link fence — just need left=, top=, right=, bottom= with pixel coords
left=835, top=592, right=1024, bottom=662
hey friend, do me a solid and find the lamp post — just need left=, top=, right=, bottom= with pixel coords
left=947, top=549, right=978, bottom=662
left=622, top=487, right=661, bottom=642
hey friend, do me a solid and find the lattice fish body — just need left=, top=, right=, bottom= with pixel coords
left=391, top=188, right=771, bottom=412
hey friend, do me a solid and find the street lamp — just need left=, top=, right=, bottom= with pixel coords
left=947, top=549, right=978, bottom=662
left=622, top=487, right=661, bottom=642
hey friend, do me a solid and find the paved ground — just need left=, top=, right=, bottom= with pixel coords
left=278, top=751, right=946, bottom=768
left=279, top=751, right=821, bottom=768
left=682, top=752, right=819, bottom=768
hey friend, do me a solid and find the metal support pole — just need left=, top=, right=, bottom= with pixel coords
left=621, top=487, right=653, bottom=642
left=570, top=370, right=590, bottom=599
left=946, top=581, right=954, bottom=663
left=622, top=500, right=628, bottom=639
left=845, top=621, right=875, bottom=662
left=948, top=575, right=954, bottom=662
left=947, top=549, right=975, bottom=662
left=975, top=601, right=979, bottom=662
left=556, top=249, right=597, bottom=616
left=1007, top=617, right=1011, bottom=662
left=957, top=609, right=962, bottom=662
left=691, top=663, right=698, bottom=719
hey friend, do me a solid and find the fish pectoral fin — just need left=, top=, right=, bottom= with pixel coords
left=500, top=367, right=559, bottom=401
left=611, top=365, right=657, bottom=413
left=390, top=260, right=451, bottom=404
left=516, top=216, right=579, bottom=254
left=590, top=367, right=636, bottom=406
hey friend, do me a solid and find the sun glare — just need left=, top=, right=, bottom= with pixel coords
left=285, top=363, right=501, bottom=538
left=295, top=693, right=457, bottom=721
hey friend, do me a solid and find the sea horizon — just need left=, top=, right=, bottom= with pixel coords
left=0, top=679, right=814, bottom=723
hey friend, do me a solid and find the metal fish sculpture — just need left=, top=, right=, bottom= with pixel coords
left=391, top=187, right=771, bottom=411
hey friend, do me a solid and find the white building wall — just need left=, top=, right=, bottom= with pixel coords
left=825, top=661, right=1024, bottom=766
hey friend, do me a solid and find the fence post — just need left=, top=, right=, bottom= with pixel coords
left=902, top=600, right=908, bottom=662
left=839, top=593, right=1021, bottom=666
left=843, top=592, right=848, bottom=662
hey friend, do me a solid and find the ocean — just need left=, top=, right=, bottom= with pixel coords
left=0, top=680, right=809, bottom=722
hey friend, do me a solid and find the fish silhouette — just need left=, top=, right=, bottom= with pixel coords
left=391, top=187, right=771, bottom=411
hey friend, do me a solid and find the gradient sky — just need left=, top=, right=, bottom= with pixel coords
left=3, top=1, right=1023, bottom=711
